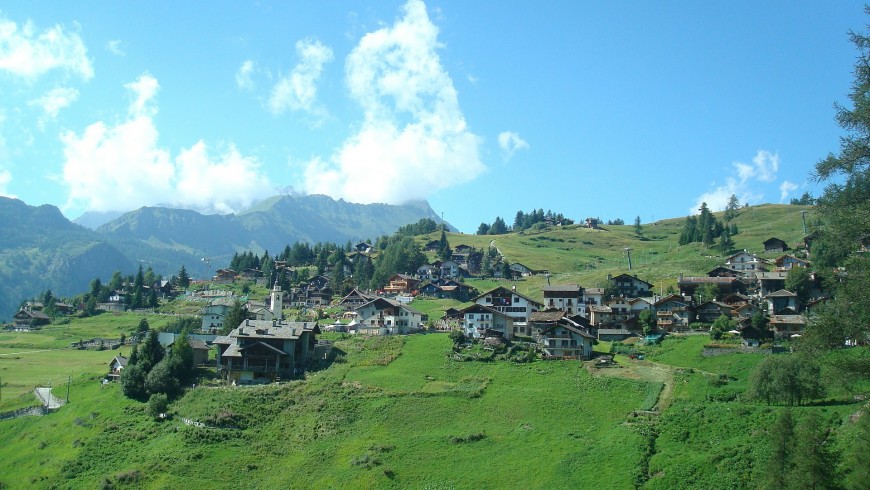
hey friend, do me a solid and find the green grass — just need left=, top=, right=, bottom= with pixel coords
left=0, top=347, right=129, bottom=411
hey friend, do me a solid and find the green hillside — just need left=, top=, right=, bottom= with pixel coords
left=2, top=203, right=865, bottom=489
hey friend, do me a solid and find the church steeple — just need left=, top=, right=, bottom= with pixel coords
left=270, top=283, right=283, bottom=320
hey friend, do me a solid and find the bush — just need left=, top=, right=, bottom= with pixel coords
left=147, top=393, right=168, bottom=419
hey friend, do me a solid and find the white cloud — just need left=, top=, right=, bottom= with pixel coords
left=779, top=180, right=798, bottom=202
left=125, top=73, right=159, bottom=117
left=0, top=15, right=93, bottom=79
left=302, top=0, right=484, bottom=204
left=29, top=86, right=79, bottom=118
left=497, top=131, right=529, bottom=161
left=61, top=74, right=271, bottom=214
left=691, top=150, right=779, bottom=213
left=0, top=167, right=13, bottom=197
left=268, top=39, right=333, bottom=115
left=236, top=59, right=255, bottom=90
left=106, top=39, right=125, bottom=56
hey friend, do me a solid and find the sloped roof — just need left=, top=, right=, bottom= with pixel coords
left=473, top=286, right=544, bottom=307
left=765, top=289, right=798, bottom=298
left=529, top=309, right=567, bottom=323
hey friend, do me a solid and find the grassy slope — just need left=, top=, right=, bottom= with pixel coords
left=3, top=203, right=865, bottom=489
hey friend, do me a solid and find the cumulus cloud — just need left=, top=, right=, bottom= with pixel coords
left=61, top=73, right=271, bottom=214
left=29, top=86, right=79, bottom=118
left=779, top=180, right=798, bottom=202
left=235, top=59, right=255, bottom=90
left=498, top=131, right=529, bottom=161
left=268, top=39, right=333, bottom=115
left=302, top=0, right=484, bottom=204
left=106, top=39, right=125, bottom=56
left=0, top=15, right=93, bottom=79
left=0, top=167, right=12, bottom=197
left=691, top=150, right=780, bottom=214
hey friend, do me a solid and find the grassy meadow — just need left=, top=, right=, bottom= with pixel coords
left=1, top=203, right=867, bottom=488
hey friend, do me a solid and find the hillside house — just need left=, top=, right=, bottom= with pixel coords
left=12, top=308, right=50, bottom=329
left=473, top=286, right=543, bottom=323
left=354, top=242, right=373, bottom=253
left=213, top=319, right=317, bottom=384
left=725, top=251, right=766, bottom=274
left=107, top=355, right=128, bottom=381
left=707, top=266, right=741, bottom=277
left=382, top=274, right=420, bottom=295
left=336, top=288, right=375, bottom=310
left=542, top=284, right=584, bottom=316
left=529, top=311, right=594, bottom=359
left=695, top=301, right=733, bottom=324
left=678, top=275, right=746, bottom=297
left=201, top=298, right=234, bottom=333
left=585, top=217, right=601, bottom=229
left=764, top=289, right=800, bottom=315
left=768, top=315, right=806, bottom=338
left=583, top=288, right=605, bottom=307
left=416, top=264, right=439, bottom=281
left=734, top=302, right=762, bottom=320
left=165, top=339, right=211, bottom=366
left=509, top=262, right=534, bottom=277
left=214, top=268, right=237, bottom=284
left=353, top=298, right=423, bottom=335
left=774, top=255, right=810, bottom=270
left=654, top=295, right=693, bottom=331
left=462, top=303, right=516, bottom=340
left=755, top=271, right=789, bottom=297
left=763, top=237, right=789, bottom=253
left=439, top=260, right=462, bottom=279
left=588, top=305, right=613, bottom=327
left=609, top=273, right=653, bottom=298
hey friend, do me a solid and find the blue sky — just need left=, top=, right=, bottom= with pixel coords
left=0, top=1, right=865, bottom=233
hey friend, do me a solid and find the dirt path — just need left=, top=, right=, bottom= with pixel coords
left=0, top=350, right=51, bottom=356
left=589, top=358, right=677, bottom=411
left=34, top=387, right=65, bottom=409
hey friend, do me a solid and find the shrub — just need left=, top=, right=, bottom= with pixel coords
left=147, top=393, right=168, bottom=419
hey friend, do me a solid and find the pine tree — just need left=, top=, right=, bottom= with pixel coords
left=845, top=410, right=870, bottom=489
left=176, top=265, right=190, bottom=288
left=763, top=409, right=795, bottom=490
left=138, top=330, right=164, bottom=373
left=791, top=412, right=840, bottom=489
left=634, top=215, right=643, bottom=237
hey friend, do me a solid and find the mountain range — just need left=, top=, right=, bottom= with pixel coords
left=0, top=194, right=447, bottom=320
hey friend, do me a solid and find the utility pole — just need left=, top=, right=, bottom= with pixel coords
left=801, top=210, right=808, bottom=235
left=66, top=375, right=71, bottom=403
left=624, top=247, right=633, bottom=270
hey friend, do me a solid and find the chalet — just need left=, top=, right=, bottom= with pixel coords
left=354, top=298, right=424, bottom=335
left=654, top=295, right=693, bottom=331
left=755, top=271, right=789, bottom=297
left=768, top=315, right=806, bottom=338
left=583, top=288, right=605, bottom=307
left=354, top=242, right=373, bottom=253
left=725, top=251, right=767, bottom=274
left=707, top=266, right=741, bottom=278
left=239, top=268, right=261, bottom=281
left=530, top=313, right=594, bottom=359
left=423, top=240, right=441, bottom=252
left=152, top=280, right=174, bottom=298
left=108, top=289, right=127, bottom=304
left=695, top=301, right=733, bottom=324
left=765, top=289, right=800, bottom=315
left=201, top=297, right=234, bottom=332
left=588, top=305, right=613, bottom=327
left=585, top=217, right=601, bottom=229
left=462, top=304, right=516, bottom=340
left=107, top=355, right=128, bottom=381
left=678, top=275, right=746, bottom=297
left=509, top=262, right=534, bottom=277
left=336, top=288, right=375, bottom=310
left=734, top=302, right=762, bottom=320
left=473, top=286, right=543, bottom=323
left=214, top=268, right=237, bottom=284
left=721, top=293, right=752, bottom=306
left=347, top=251, right=373, bottom=266
left=213, top=319, right=318, bottom=384
left=12, top=308, right=50, bottom=329
left=454, top=244, right=473, bottom=254
left=439, top=260, right=462, bottom=279
left=382, top=274, right=420, bottom=295
left=542, top=284, right=584, bottom=316
left=416, top=264, right=439, bottom=281
left=308, top=275, right=330, bottom=291
left=609, top=273, right=653, bottom=298
left=774, top=255, right=810, bottom=270
left=763, top=237, right=789, bottom=253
